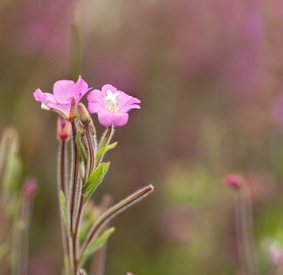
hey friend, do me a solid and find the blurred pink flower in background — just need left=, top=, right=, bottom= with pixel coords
left=87, top=84, right=141, bottom=126
left=148, top=0, right=265, bottom=106
left=22, top=177, right=38, bottom=199
left=224, top=173, right=244, bottom=190
left=268, top=242, right=283, bottom=264
left=20, top=0, right=70, bottom=55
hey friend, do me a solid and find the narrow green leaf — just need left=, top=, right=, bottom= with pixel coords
left=79, top=223, right=88, bottom=245
left=83, top=227, right=115, bottom=259
left=96, top=142, right=117, bottom=159
left=60, top=191, right=70, bottom=233
left=76, top=130, right=87, bottom=163
left=82, top=163, right=104, bottom=193
left=82, top=162, right=110, bottom=201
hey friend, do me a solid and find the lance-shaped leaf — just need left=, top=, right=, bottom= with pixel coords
left=76, top=130, right=87, bottom=163
left=60, top=191, right=70, bottom=233
left=96, top=142, right=117, bottom=160
left=82, top=227, right=115, bottom=260
left=82, top=162, right=110, bottom=201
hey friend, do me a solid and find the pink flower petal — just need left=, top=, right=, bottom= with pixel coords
left=88, top=102, right=103, bottom=113
left=72, top=76, right=91, bottom=101
left=87, top=90, right=105, bottom=104
left=101, top=84, right=118, bottom=95
left=112, top=112, right=129, bottom=126
left=53, top=80, right=75, bottom=101
left=116, top=91, right=141, bottom=112
left=97, top=109, right=114, bottom=127
left=33, top=76, right=91, bottom=120
left=47, top=102, right=70, bottom=118
left=87, top=84, right=141, bottom=127
left=119, top=97, right=141, bottom=112
left=34, top=89, right=58, bottom=107
left=33, top=88, right=44, bottom=101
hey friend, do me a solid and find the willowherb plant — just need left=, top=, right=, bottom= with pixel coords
left=33, top=77, right=154, bottom=274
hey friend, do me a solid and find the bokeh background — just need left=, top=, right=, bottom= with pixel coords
left=2, top=0, right=283, bottom=274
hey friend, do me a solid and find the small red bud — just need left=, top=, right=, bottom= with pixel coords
left=57, top=117, right=71, bottom=140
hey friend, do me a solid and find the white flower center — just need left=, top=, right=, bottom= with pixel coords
left=104, top=90, right=120, bottom=112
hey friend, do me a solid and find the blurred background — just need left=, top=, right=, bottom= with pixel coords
left=1, top=0, right=283, bottom=274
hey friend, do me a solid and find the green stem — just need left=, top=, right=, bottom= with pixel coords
left=58, top=139, right=71, bottom=274
left=59, top=139, right=68, bottom=198
left=74, top=124, right=96, bottom=233
left=74, top=124, right=97, bottom=269
left=69, top=122, right=80, bottom=274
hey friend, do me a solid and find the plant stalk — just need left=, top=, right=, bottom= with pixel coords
left=69, top=121, right=80, bottom=274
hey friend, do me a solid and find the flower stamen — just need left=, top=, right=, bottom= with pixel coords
left=104, top=90, right=120, bottom=112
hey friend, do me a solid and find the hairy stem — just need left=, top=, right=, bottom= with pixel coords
left=69, top=121, right=80, bottom=274
left=58, top=139, right=71, bottom=274
left=59, top=140, right=68, bottom=196
left=74, top=124, right=97, bottom=269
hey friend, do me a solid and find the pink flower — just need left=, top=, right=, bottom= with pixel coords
left=224, top=173, right=244, bottom=190
left=33, top=76, right=91, bottom=121
left=268, top=242, right=283, bottom=264
left=22, top=177, right=38, bottom=200
left=87, top=84, right=141, bottom=127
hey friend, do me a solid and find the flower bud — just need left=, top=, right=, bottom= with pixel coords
left=88, top=121, right=96, bottom=136
left=69, top=97, right=77, bottom=122
left=224, top=173, right=244, bottom=190
left=78, top=103, right=91, bottom=125
left=79, top=161, right=85, bottom=178
left=77, top=121, right=85, bottom=135
left=57, top=117, right=71, bottom=140
left=22, top=177, right=38, bottom=199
